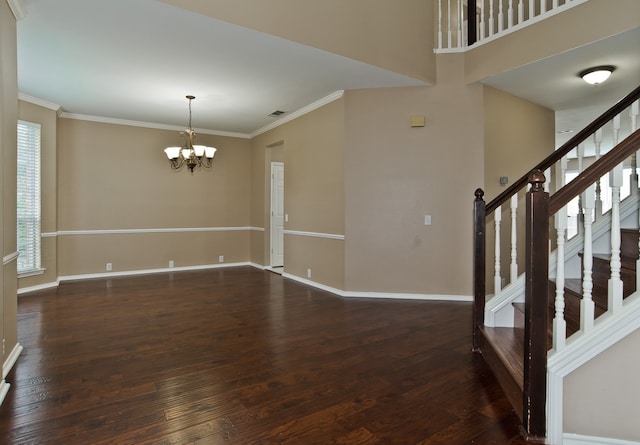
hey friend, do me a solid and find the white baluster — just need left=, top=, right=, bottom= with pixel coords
left=553, top=0, right=559, bottom=9
left=495, top=205, right=502, bottom=292
left=529, top=0, right=535, bottom=20
left=479, top=0, right=486, bottom=40
left=447, top=0, right=452, bottom=48
left=457, top=0, right=463, bottom=48
left=508, top=0, right=514, bottom=28
left=631, top=103, right=639, bottom=195
left=489, top=0, right=495, bottom=36
left=541, top=0, right=547, bottom=14
left=544, top=167, right=551, bottom=193
left=438, top=0, right=443, bottom=49
left=609, top=163, right=624, bottom=314
left=554, top=205, right=567, bottom=351
left=631, top=102, right=640, bottom=293
left=577, top=143, right=585, bottom=235
left=581, top=184, right=595, bottom=333
left=518, top=0, right=524, bottom=23
left=594, top=129, right=603, bottom=218
left=498, top=0, right=504, bottom=32
left=510, top=194, right=518, bottom=282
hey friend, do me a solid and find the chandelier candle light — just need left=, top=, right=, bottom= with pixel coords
left=164, top=95, right=217, bottom=172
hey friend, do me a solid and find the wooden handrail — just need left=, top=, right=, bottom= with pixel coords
left=550, top=129, right=640, bottom=214
left=486, top=85, right=640, bottom=214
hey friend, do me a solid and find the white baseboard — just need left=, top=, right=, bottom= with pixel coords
left=17, top=280, right=60, bottom=295
left=0, top=380, right=10, bottom=407
left=281, top=272, right=473, bottom=302
left=58, top=262, right=251, bottom=283
left=18, top=262, right=471, bottom=303
left=564, top=433, right=640, bottom=445
left=3, top=343, right=23, bottom=380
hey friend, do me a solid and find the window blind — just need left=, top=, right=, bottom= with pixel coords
left=17, top=120, right=42, bottom=274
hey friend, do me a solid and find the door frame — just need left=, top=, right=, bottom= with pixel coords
left=270, top=162, right=284, bottom=268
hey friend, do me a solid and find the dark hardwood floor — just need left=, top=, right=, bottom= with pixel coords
left=0, top=267, right=534, bottom=444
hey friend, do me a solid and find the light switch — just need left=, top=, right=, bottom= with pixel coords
left=285, top=214, right=289, bottom=222
left=424, top=215, right=432, bottom=225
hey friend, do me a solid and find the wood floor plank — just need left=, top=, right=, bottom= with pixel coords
left=0, top=267, right=537, bottom=444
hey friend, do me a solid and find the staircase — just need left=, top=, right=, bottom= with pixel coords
left=473, top=86, right=640, bottom=444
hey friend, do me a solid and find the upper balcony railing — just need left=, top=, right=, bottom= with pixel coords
left=436, top=0, right=589, bottom=52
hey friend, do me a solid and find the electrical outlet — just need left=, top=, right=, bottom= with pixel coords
left=219, top=255, right=224, bottom=263
left=307, top=268, right=312, bottom=278
left=169, top=260, right=174, bottom=268
left=106, top=262, right=112, bottom=271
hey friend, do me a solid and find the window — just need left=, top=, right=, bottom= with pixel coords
left=17, top=120, right=42, bottom=275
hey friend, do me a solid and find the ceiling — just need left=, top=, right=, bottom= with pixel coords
left=16, top=0, right=640, bottom=139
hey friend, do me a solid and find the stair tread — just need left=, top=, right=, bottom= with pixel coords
left=480, top=326, right=524, bottom=390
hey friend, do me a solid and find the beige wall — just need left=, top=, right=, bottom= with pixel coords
left=1, top=0, right=18, bottom=378
left=17, top=101, right=58, bottom=289
left=251, top=98, right=345, bottom=289
left=483, top=86, right=555, bottom=292
left=564, top=327, right=640, bottom=441
left=158, top=0, right=435, bottom=84
left=465, top=0, right=640, bottom=83
left=56, top=119, right=252, bottom=276
left=344, top=54, right=484, bottom=297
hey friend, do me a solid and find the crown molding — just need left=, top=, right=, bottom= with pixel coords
left=7, top=0, right=26, bottom=20
left=19, top=90, right=345, bottom=140
left=57, top=112, right=252, bottom=139
left=18, top=93, right=62, bottom=112
left=251, top=90, right=345, bottom=138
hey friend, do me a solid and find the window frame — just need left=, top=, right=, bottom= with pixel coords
left=17, top=119, right=44, bottom=277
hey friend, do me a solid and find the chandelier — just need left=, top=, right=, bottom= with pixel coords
left=163, top=95, right=217, bottom=172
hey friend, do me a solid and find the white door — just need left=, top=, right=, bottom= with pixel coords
left=270, top=162, right=284, bottom=267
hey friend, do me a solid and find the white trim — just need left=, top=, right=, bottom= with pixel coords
left=18, top=93, right=61, bottom=112
left=17, top=268, right=45, bottom=278
left=548, top=293, right=640, bottom=374
left=3, top=343, right=23, bottom=379
left=3, top=251, right=19, bottom=265
left=7, top=0, right=26, bottom=20
left=56, top=227, right=254, bottom=236
left=43, top=227, right=264, bottom=237
left=485, top=275, right=525, bottom=326
left=17, top=90, right=344, bottom=140
left=283, top=229, right=345, bottom=240
left=57, top=262, right=251, bottom=283
left=251, top=90, right=344, bottom=137
left=282, top=272, right=472, bottom=302
left=281, top=273, right=346, bottom=296
left=343, top=290, right=473, bottom=302
left=547, top=293, right=640, bottom=445
left=58, top=112, right=251, bottom=139
left=0, top=381, right=9, bottom=407
left=563, top=433, right=640, bottom=445
left=18, top=280, right=59, bottom=295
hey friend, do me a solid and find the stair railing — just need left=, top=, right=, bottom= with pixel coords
left=436, top=0, right=589, bottom=51
left=473, top=85, right=640, bottom=440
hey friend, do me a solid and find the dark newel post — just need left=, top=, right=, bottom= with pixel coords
left=473, top=188, right=486, bottom=352
left=523, top=170, right=549, bottom=440
left=468, top=0, right=477, bottom=46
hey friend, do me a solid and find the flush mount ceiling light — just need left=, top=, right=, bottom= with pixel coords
left=164, top=95, right=217, bottom=173
left=579, top=65, right=616, bottom=85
